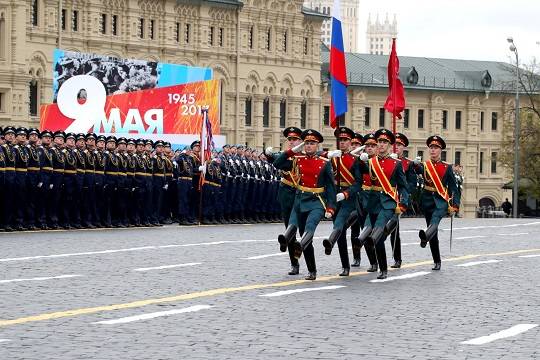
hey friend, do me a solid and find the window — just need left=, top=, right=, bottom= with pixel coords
left=209, top=26, right=214, bottom=45
left=139, top=18, right=145, bottom=38
left=491, top=112, right=498, bottom=131
left=72, top=10, right=79, bottom=32
left=303, top=37, right=308, bottom=55
left=379, top=107, right=385, bottom=127
left=300, top=100, right=307, bottom=129
left=248, top=26, right=253, bottom=49
left=100, top=14, right=106, bottom=34
left=266, top=28, right=271, bottom=51
left=29, top=81, right=38, bottom=116
left=417, top=150, right=424, bottom=159
left=442, top=110, right=448, bottom=129
left=491, top=152, right=497, bottom=173
left=175, top=22, right=180, bottom=42
left=185, top=24, right=190, bottom=43
left=149, top=20, right=155, bottom=40
left=479, top=151, right=484, bottom=173
left=455, top=151, right=461, bottom=165
left=364, top=107, right=371, bottom=127
left=279, top=99, right=287, bottom=128
left=244, top=97, right=252, bottom=126
left=403, top=109, right=410, bottom=128
left=418, top=109, right=424, bottom=129
left=441, top=151, right=447, bottom=162
left=480, top=111, right=484, bottom=131
left=283, top=32, right=287, bottom=52
left=61, top=9, right=66, bottom=30
left=112, top=15, right=118, bottom=36
left=323, top=106, right=330, bottom=126
left=218, top=28, right=223, bottom=47
left=455, top=110, right=462, bottom=130
left=263, top=98, right=270, bottom=127
left=32, top=0, right=38, bottom=26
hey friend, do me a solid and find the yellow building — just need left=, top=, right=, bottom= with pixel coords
left=0, top=0, right=515, bottom=217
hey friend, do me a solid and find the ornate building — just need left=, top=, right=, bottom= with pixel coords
left=303, top=0, right=359, bottom=52
left=366, top=13, right=397, bottom=55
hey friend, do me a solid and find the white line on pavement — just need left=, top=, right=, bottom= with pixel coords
left=260, top=285, right=346, bottom=297
left=0, top=274, right=82, bottom=284
left=461, top=324, right=538, bottom=345
left=456, top=235, right=487, bottom=240
left=496, top=232, right=528, bottom=236
left=370, top=271, right=431, bottom=283
left=93, top=305, right=214, bottom=325
left=519, top=254, right=540, bottom=258
left=455, top=260, right=501, bottom=267
left=133, top=263, right=201, bottom=272
left=0, top=339, right=11, bottom=343
left=402, top=242, right=418, bottom=246
left=244, top=253, right=286, bottom=260
left=401, top=221, right=540, bottom=233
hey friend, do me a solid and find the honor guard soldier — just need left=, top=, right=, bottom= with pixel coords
left=37, top=130, right=54, bottom=230
left=83, top=133, right=97, bottom=228
left=62, top=133, right=78, bottom=229
left=103, top=136, right=119, bottom=227
left=134, top=139, right=150, bottom=226
left=417, top=135, right=460, bottom=271
left=93, top=135, right=107, bottom=227
left=2, top=127, right=16, bottom=231
left=361, top=129, right=410, bottom=279
left=161, top=142, right=175, bottom=224
left=73, top=133, right=87, bottom=228
left=266, top=127, right=303, bottom=275
left=322, top=127, right=363, bottom=277
left=13, top=127, right=29, bottom=230
left=388, top=132, right=418, bottom=268
left=151, top=140, right=166, bottom=226
left=189, top=140, right=202, bottom=222
left=275, top=129, right=336, bottom=281
left=49, top=131, right=66, bottom=230
left=115, top=137, right=129, bottom=227
left=0, top=128, right=5, bottom=230
left=143, top=139, right=155, bottom=225
left=125, top=139, right=138, bottom=226
left=26, top=128, right=42, bottom=230
left=201, top=156, right=222, bottom=224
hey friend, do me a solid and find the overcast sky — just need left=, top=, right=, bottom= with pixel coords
left=357, top=0, right=539, bottom=64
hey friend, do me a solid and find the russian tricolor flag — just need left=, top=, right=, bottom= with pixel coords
left=329, top=0, right=348, bottom=129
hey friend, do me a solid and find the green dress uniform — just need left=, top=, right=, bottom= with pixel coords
left=417, top=135, right=461, bottom=270
left=274, top=129, right=336, bottom=280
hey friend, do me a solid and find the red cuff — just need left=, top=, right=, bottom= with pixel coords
left=326, top=207, right=335, bottom=215
left=344, top=191, right=349, bottom=200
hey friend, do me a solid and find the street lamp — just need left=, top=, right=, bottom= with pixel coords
left=507, top=37, right=520, bottom=218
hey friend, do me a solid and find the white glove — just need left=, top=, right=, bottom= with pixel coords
left=414, top=156, right=422, bottom=164
left=247, top=174, right=251, bottom=180
left=235, top=159, right=240, bottom=165
left=37, top=182, right=43, bottom=188
left=227, top=171, right=231, bottom=176
left=327, top=150, right=342, bottom=159
left=255, top=175, right=259, bottom=180
left=291, top=142, right=304, bottom=153
left=163, top=184, right=169, bottom=190
left=49, top=184, right=54, bottom=189
left=198, top=165, right=205, bottom=172
left=390, top=153, right=398, bottom=159
left=324, top=211, right=333, bottom=219
left=229, top=158, right=233, bottom=164
left=360, top=153, right=369, bottom=162
left=336, top=193, right=345, bottom=202
left=350, top=145, right=365, bottom=156
left=265, top=146, right=273, bottom=156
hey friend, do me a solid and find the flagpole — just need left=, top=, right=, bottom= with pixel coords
left=198, top=108, right=208, bottom=226
left=392, top=37, right=397, bottom=153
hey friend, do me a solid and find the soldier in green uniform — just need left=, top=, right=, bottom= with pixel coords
left=275, top=129, right=336, bottom=281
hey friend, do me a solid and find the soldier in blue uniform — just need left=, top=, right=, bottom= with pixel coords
left=275, top=129, right=336, bottom=280
left=161, top=142, right=175, bottom=224
left=13, top=127, right=29, bottom=230
left=115, top=137, right=129, bottom=227
left=134, top=139, right=150, bottom=226
left=103, top=136, right=119, bottom=227
left=125, top=139, right=137, bottom=226
left=37, top=130, right=54, bottom=230
left=92, top=135, right=107, bottom=227
left=49, top=131, right=66, bottom=230
left=151, top=140, right=166, bottom=226
left=26, top=128, right=42, bottom=230
left=361, top=129, right=410, bottom=279
left=201, top=157, right=222, bottom=224
left=72, top=133, right=87, bottom=228
left=0, top=128, right=5, bottom=230
left=144, top=139, right=155, bottom=225
left=82, top=133, right=97, bottom=228
left=176, top=147, right=196, bottom=225
left=417, top=135, right=461, bottom=271
left=2, top=127, right=16, bottom=231
left=62, top=133, right=78, bottom=229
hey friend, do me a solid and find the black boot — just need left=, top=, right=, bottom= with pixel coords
left=419, top=224, right=438, bottom=248
left=368, top=227, right=386, bottom=246
left=377, top=270, right=388, bottom=279
left=432, top=262, right=441, bottom=271
left=358, top=225, right=372, bottom=247
left=293, top=231, right=314, bottom=260
left=288, top=265, right=300, bottom=275
left=305, top=271, right=317, bottom=280
left=278, top=225, right=297, bottom=252
left=351, top=257, right=361, bottom=267
left=322, top=228, right=342, bottom=255
left=384, top=215, right=399, bottom=237
left=390, top=260, right=402, bottom=269
left=367, top=264, right=378, bottom=272
left=339, top=268, right=350, bottom=276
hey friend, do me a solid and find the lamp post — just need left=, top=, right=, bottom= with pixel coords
left=507, top=37, right=520, bottom=218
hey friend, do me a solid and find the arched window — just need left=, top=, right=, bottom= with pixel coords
left=263, top=97, right=270, bottom=127
left=29, top=79, right=39, bottom=116
left=300, top=100, right=307, bottom=129
left=244, top=97, right=252, bottom=126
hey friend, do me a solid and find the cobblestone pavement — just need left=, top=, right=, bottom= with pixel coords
left=0, top=218, right=539, bottom=360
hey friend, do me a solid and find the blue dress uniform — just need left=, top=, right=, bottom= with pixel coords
left=189, top=141, right=202, bottom=222
left=134, top=141, right=150, bottom=226
left=162, top=148, right=175, bottom=224
left=176, top=151, right=196, bottom=225
left=2, top=127, right=16, bottom=231
left=61, top=133, right=78, bottom=229
left=363, top=129, right=410, bottom=279
left=125, top=140, right=138, bottom=226
left=201, top=159, right=222, bottom=224
left=103, top=136, right=120, bottom=227
left=49, top=131, right=66, bottom=229
left=93, top=136, right=107, bottom=227
left=417, top=136, right=461, bottom=270
left=267, top=126, right=303, bottom=275
left=322, top=127, right=363, bottom=277
left=116, top=137, right=129, bottom=227
left=0, top=131, right=5, bottom=229
left=389, top=133, right=418, bottom=268
left=13, top=128, right=29, bottom=230
left=73, top=134, right=87, bottom=228
left=82, top=134, right=97, bottom=228
left=151, top=140, right=166, bottom=226
left=37, top=132, right=54, bottom=230
left=275, top=129, right=337, bottom=281
left=143, top=140, right=155, bottom=226
left=25, top=128, right=42, bottom=230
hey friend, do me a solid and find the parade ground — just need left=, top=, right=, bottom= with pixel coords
left=1, top=218, right=539, bottom=359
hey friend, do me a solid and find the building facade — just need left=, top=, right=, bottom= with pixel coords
left=366, top=13, right=397, bottom=55
left=303, top=0, right=359, bottom=52
left=0, top=0, right=515, bottom=217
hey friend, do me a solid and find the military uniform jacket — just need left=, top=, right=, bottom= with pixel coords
left=399, top=156, right=418, bottom=194
left=103, top=151, right=119, bottom=185
left=331, top=152, right=363, bottom=199
left=274, top=149, right=336, bottom=214
left=419, top=160, right=461, bottom=210
left=365, top=155, right=410, bottom=211
left=62, top=148, right=77, bottom=175
left=269, top=151, right=298, bottom=190
left=93, top=150, right=105, bottom=175
left=74, top=149, right=86, bottom=174
left=26, top=144, right=41, bottom=173
left=13, top=144, right=29, bottom=173
left=133, top=153, right=147, bottom=187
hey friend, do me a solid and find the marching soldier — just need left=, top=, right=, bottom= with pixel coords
left=275, top=129, right=336, bottom=281
left=265, top=127, right=303, bottom=275
left=322, top=127, right=363, bottom=276
left=417, top=135, right=461, bottom=271
left=361, top=129, right=410, bottom=279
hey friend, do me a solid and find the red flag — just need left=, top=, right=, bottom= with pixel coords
left=384, top=38, right=405, bottom=119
